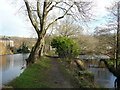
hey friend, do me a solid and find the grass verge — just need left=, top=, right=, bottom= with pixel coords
left=7, top=57, right=51, bottom=88
left=58, top=58, right=105, bottom=88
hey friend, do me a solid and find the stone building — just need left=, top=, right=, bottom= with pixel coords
left=0, top=36, right=14, bottom=47
left=0, top=36, right=14, bottom=55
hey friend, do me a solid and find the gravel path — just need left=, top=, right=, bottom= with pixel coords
left=46, top=57, right=74, bottom=88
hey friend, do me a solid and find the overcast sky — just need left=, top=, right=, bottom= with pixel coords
left=0, top=0, right=117, bottom=37
left=0, top=0, right=32, bottom=37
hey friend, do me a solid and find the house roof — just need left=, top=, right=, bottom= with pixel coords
left=0, top=37, right=10, bottom=41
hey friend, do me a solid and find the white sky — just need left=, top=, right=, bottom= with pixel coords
left=84, top=0, right=116, bottom=34
left=0, top=0, right=32, bottom=37
left=92, top=0, right=113, bottom=17
left=0, top=0, right=117, bottom=37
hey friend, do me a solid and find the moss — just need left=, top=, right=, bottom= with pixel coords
left=79, top=71, right=94, bottom=82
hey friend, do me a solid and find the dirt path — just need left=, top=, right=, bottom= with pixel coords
left=46, top=57, right=74, bottom=88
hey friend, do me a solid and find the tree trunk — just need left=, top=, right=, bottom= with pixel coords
left=100, top=59, right=120, bottom=88
left=115, top=2, right=120, bottom=69
left=115, top=77, right=120, bottom=89
left=117, top=77, right=120, bottom=88
left=39, top=37, right=45, bottom=57
left=24, top=1, right=73, bottom=65
left=26, top=36, right=44, bottom=65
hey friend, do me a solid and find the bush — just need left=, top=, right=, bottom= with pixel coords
left=17, top=42, right=30, bottom=53
left=51, top=36, right=79, bottom=59
left=10, top=47, right=18, bottom=54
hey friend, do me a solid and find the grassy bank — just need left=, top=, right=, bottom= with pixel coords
left=58, top=59, right=97, bottom=88
left=7, top=57, right=51, bottom=88
left=7, top=56, right=100, bottom=88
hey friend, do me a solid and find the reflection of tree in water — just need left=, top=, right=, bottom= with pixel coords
left=21, top=54, right=27, bottom=70
left=12, top=54, right=25, bottom=67
left=1, top=56, right=10, bottom=71
left=87, top=59, right=115, bottom=88
left=97, top=68, right=111, bottom=80
left=9, top=55, right=14, bottom=68
left=1, top=54, right=28, bottom=72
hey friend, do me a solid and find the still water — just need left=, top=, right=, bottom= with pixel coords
left=88, top=68, right=116, bottom=88
left=0, top=54, right=117, bottom=88
left=0, top=54, right=29, bottom=86
left=86, top=60, right=116, bottom=88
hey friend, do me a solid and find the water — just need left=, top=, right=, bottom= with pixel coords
left=0, top=54, right=117, bottom=88
left=85, top=59, right=116, bottom=88
left=88, top=67, right=116, bottom=88
left=0, top=54, right=29, bottom=86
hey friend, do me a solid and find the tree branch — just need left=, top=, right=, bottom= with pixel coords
left=37, top=0, right=42, bottom=26
left=40, top=1, right=47, bottom=34
left=46, top=2, right=52, bottom=9
left=45, top=5, right=73, bottom=31
left=24, top=0, right=39, bottom=35
left=46, top=1, right=62, bottom=15
left=55, top=6, right=67, bottom=11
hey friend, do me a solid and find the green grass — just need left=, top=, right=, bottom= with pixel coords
left=58, top=59, right=97, bottom=88
left=7, top=57, right=51, bottom=88
left=6, top=56, right=111, bottom=88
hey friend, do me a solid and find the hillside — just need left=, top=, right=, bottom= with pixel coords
left=0, top=36, right=37, bottom=49
left=0, top=36, right=37, bottom=55
left=10, top=36, right=37, bottom=49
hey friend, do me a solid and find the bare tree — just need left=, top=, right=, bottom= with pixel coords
left=107, top=1, right=120, bottom=69
left=75, top=35, right=99, bottom=54
left=23, top=0, right=72, bottom=64
left=99, top=1, right=120, bottom=88
left=94, top=26, right=116, bottom=57
left=55, top=19, right=83, bottom=37
left=21, top=0, right=93, bottom=65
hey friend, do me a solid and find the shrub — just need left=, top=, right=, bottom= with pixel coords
left=10, top=47, right=17, bottom=54
left=17, top=42, right=30, bottom=53
left=51, top=36, right=79, bottom=59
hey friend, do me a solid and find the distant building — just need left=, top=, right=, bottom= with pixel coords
left=0, top=36, right=14, bottom=47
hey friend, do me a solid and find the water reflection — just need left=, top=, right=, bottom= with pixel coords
left=0, top=54, right=29, bottom=86
left=86, top=60, right=116, bottom=88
